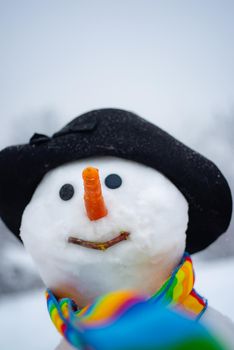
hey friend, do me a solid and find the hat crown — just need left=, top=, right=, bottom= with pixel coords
left=53, top=114, right=97, bottom=138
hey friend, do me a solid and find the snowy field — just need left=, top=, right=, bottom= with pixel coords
left=0, top=257, right=233, bottom=350
left=0, top=289, right=61, bottom=350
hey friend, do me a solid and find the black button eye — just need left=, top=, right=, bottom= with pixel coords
left=105, top=174, right=122, bottom=189
left=59, top=184, right=75, bottom=201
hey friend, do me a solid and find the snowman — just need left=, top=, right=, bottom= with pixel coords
left=0, top=108, right=233, bottom=349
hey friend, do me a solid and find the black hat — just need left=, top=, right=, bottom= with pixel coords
left=0, top=108, right=232, bottom=253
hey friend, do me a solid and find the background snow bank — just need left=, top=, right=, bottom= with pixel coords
left=0, top=257, right=233, bottom=350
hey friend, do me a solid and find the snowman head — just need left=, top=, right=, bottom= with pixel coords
left=20, top=156, right=188, bottom=304
left=0, top=109, right=232, bottom=305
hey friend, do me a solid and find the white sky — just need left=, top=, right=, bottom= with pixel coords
left=0, top=0, right=234, bottom=148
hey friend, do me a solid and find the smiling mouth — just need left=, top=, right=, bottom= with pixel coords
left=68, top=231, right=130, bottom=251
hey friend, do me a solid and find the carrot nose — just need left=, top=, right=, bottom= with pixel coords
left=82, top=167, right=108, bottom=221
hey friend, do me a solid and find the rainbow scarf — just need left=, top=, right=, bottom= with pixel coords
left=46, top=253, right=220, bottom=350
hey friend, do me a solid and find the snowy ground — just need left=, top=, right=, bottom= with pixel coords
left=193, top=256, right=234, bottom=322
left=0, top=289, right=61, bottom=350
left=0, top=257, right=233, bottom=350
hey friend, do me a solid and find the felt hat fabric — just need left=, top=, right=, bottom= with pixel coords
left=0, top=108, right=232, bottom=253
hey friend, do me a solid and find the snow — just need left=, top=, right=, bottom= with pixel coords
left=193, top=256, right=234, bottom=322
left=0, top=257, right=233, bottom=350
left=0, top=289, right=61, bottom=350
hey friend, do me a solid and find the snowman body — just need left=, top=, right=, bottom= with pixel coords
left=20, top=156, right=234, bottom=349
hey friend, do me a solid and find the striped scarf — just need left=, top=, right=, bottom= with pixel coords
left=46, top=253, right=221, bottom=350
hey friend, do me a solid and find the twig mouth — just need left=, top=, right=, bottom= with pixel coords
left=68, top=231, right=130, bottom=251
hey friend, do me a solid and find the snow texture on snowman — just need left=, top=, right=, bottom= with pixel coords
left=0, top=108, right=233, bottom=349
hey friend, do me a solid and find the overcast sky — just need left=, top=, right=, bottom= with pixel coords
left=1, top=0, right=234, bottom=149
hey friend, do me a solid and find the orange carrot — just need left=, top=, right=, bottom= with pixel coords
left=82, top=167, right=108, bottom=221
